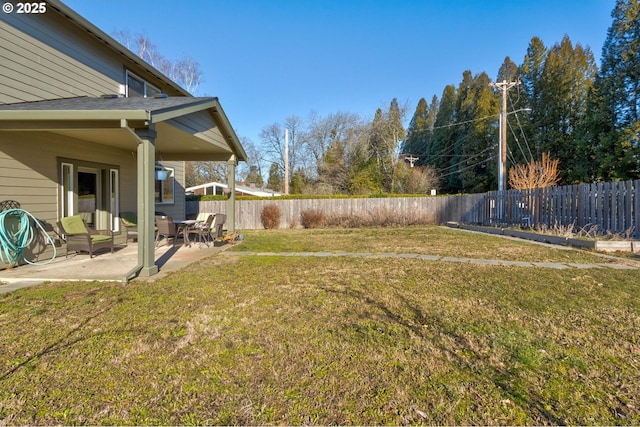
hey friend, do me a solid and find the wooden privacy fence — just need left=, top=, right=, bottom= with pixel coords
left=483, top=180, right=640, bottom=238
left=187, top=179, right=640, bottom=238
left=187, top=194, right=484, bottom=230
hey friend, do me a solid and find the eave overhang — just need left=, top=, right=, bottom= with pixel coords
left=0, top=96, right=248, bottom=162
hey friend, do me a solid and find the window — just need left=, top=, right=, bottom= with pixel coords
left=155, top=165, right=174, bottom=204
left=126, top=71, right=160, bottom=97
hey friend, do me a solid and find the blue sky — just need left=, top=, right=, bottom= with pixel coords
left=64, top=0, right=616, bottom=147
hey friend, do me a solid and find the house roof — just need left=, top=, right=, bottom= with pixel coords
left=0, top=96, right=248, bottom=162
left=0, top=96, right=207, bottom=112
left=186, top=181, right=283, bottom=197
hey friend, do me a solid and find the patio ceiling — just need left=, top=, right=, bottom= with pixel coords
left=0, top=96, right=248, bottom=162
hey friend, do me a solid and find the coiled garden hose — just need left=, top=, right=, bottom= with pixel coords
left=0, top=208, right=56, bottom=267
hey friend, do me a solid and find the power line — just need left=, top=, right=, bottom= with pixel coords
left=437, top=155, right=497, bottom=180
left=508, top=94, right=534, bottom=162
left=435, top=144, right=497, bottom=175
left=431, top=114, right=497, bottom=131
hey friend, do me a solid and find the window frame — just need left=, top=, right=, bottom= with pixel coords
left=155, top=165, right=175, bottom=205
left=125, top=70, right=161, bottom=98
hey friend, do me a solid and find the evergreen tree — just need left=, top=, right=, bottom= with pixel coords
left=368, top=99, right=406, bottom=192
left=456, top=71, right=500, bottom=192
left=430, top=85, right=458, bottom=193
left=538, top=36, right=597, bottom=183
left=520, top=37, right=548, bottom=159
left=591, top=0, right=640, bottom=179
left=449, top=70, right=475, bottom=192
left=574, top=80, right=609, bottom=182
left=422, top=95, right=440, bottom=164
left=318, top=137, right=348, bottom=193
left=403, top=98, right=430, bottom=160
left=497, top=56, right=520, bottom=83
left=244, top=165, right=264, bottom=188
left=266, top=162, right=282, bottom=192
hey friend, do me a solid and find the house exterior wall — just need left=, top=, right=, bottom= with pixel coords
left=0, top=7, right=195, bottom=268
left=0, top=131, right=137, bottom=266
left=0, top=10, right=183, bottom=103
left=0, top=7, right=190, bottom=269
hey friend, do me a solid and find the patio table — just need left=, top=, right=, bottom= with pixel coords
left=173, top=219, right=202, bottom=245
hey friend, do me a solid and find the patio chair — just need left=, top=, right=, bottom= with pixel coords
left=186, top=214, right=215, bottom=246
left=57, top=214, right=114, bottom=258
left=120, top=212, right=138, bottom=244
left=154, top=215, right=184, bottom=246
left=194, top=212, right=214, bottom=222
left=211, top=213, right=226, bottom=239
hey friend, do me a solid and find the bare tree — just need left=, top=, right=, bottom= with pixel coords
left=305, top=111, right=362, bottom=172
left=259, top=115, right=311, bottom=190
left=112, top=31, right=203, bottom=94
left=174, top=57, right=202, bottom=94
left=235, top=137, right=265, bottom=186
left=508, top=152, right=560, bottom=189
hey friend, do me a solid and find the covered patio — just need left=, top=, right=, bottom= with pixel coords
left=0, top=95, right=247, bottom=283
left=0, top=239, right=233, bottom=293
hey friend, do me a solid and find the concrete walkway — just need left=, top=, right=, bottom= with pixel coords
left=220, top=250, right=640, bottom=270
left=2, top=244, right=637, bottom=295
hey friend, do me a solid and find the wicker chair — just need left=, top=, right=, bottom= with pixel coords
left=154, top=215, right=184, bottom=246
left=57, top=215, right=114, bottom=258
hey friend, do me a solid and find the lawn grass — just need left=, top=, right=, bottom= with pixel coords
left=230, top=226, right=628, bottom=265
left=1, top=226, right=638, bottom=425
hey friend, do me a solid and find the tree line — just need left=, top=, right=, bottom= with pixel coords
left=253, top=101, right=438, bottom=195
left=249, top=0, right=639, bottom=195
left=115, top=0, right=639, bottom=195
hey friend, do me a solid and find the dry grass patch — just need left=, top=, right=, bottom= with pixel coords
left=230, top=225, right=619, bottom=265
left=0, top=227, right=638, bottom=425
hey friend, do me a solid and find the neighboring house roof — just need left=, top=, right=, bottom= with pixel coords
left=186, top=182, right=283, bottom=197
left=0, top=96, right=248, bottom=162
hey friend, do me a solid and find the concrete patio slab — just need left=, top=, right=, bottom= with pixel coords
left=0, top=240, right=232, bottom=293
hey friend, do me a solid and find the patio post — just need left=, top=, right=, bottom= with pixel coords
left=226, top=155, right=237, bottom=234
left=135, top=125, right=159, bottom=277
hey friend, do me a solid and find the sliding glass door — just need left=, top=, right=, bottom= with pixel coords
left=59, top=160, right=119, bottom=231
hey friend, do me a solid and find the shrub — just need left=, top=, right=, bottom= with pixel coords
left=300, top=209, right=325, bottom=228
left=260, top=204, right=281, bottom=229
left=323, top=208, right=436, bottom=228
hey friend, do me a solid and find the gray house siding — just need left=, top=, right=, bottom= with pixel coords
left=0, top=9, right=184, bottom=104
left=154, top=161, right=186, bottom=220
left=0, top=131, right=138, bottom=267
left=0, top=14, right=120, bottom=102
left=0, top=8, right=191, bottom=249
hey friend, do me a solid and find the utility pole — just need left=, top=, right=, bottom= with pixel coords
left=404, top=154, right=419, bottom=168
left=490, top=79, right=520, bottom=222
left=490, top=80, right=520, bottom=193
left=284, top=128, right=289, bottom=195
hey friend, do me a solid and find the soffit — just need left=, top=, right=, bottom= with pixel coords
left=0, top=96, right=247, bottom=162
